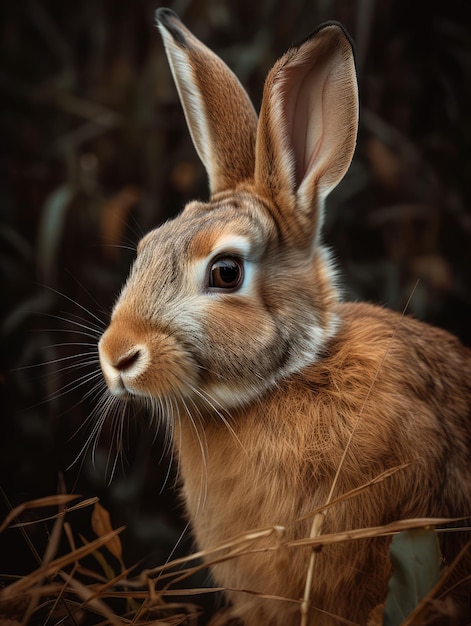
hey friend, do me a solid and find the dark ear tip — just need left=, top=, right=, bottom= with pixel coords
left=320, top=21, right=355, bottom=49
left=155, top=8, right=187, bottom=47
left=298, top=21, right=355, bottom=59
left=155, top=7, right=179, bottom=26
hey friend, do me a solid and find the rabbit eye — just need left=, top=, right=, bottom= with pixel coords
left=208, top=256, right=244, bottom=291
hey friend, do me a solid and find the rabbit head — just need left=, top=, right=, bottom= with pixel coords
left=98, top=10, right=358, bottom=414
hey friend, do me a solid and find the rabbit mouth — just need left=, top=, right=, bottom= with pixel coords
left=103, top=375, right=139, bottom=401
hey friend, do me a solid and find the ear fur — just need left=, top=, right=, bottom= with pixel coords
left=156, top=9, right=258, bottom=195
left=255, top=22, right=358, bottom=241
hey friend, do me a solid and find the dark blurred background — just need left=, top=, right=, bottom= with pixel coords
left=1, top=0, right=470, bottom=618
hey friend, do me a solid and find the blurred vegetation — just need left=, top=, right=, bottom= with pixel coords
left=1, top=0, right=470, bottom=622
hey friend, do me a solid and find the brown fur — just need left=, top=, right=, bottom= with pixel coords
left=176, top=303, right=471, bottom=624
left=97, top=11, right=471, bottom=625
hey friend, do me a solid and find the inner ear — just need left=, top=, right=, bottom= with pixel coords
left=287, top=62, right=331, bottom=188
left=255, top=23, right=358, bottom=226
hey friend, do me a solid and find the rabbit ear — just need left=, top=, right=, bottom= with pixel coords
left=255, top=23, right=358, bottom=241
left=156, top=9, right=258, bottom=195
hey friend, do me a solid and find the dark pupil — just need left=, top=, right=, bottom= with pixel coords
left=219, top=260, right=238, bottom=283
left=210, top=257, right=242, bottom=289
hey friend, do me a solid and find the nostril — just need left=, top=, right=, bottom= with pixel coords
left=114, top=348, right=141, bottom=372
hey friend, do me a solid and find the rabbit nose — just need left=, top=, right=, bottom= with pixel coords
left=114, top=347, right=142, bottom=372
left=98, top=324, right=149, bottom=395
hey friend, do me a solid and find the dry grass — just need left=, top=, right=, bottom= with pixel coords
left=1, top=488, right=469, bottom=626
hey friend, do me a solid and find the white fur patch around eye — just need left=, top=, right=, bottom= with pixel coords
left=191, top=235, right=255, bottom=296
left=208, top=234, right=252, bottom=260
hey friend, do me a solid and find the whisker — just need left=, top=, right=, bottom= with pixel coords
left=64, top=270, right=112, bottom=320
left=103, top=243, right=138, bottom=253
left=21, top=368, right=101, bottom=413
left=45, top=359, right=101, bottom=378
left=105, top=402, right=126, bottom=485
left=180, top=395, right=208, bottom=513
left=38, top=312, right=103, bottom=337
left=39, top=283, right=107, bottom=329
left=66, top=385, right=110, bottom=446
left=189, top=384, right=243, bottom=451
left=45, top=370, right=104, bottom=406
left=125, top=210, right=146, bottom=244
left=157, top=395, right=178, bottom=493
left=69, top=386, right=109, bottom=434
left=67, top=408, right=105, bottom=471
left=34, top=327, right=99, bottom=340
left=90, top=414, right=109, bottom=469
left=44, top=341, right=98, bottom=349
left=40, top=356, right=99, bottom=376
left=12, top=350, right=98, bottom=371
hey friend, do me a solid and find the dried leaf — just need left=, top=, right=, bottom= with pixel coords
left=91, top=502, right=122, bottom=560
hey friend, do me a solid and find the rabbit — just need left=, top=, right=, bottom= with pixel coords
left=98, top=8, right=471, bottom=625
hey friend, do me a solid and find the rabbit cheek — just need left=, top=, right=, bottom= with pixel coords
left=196, top=299, right=280, bottom=403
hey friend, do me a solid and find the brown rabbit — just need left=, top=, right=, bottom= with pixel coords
left=98, top=9, right=471, bottom=625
